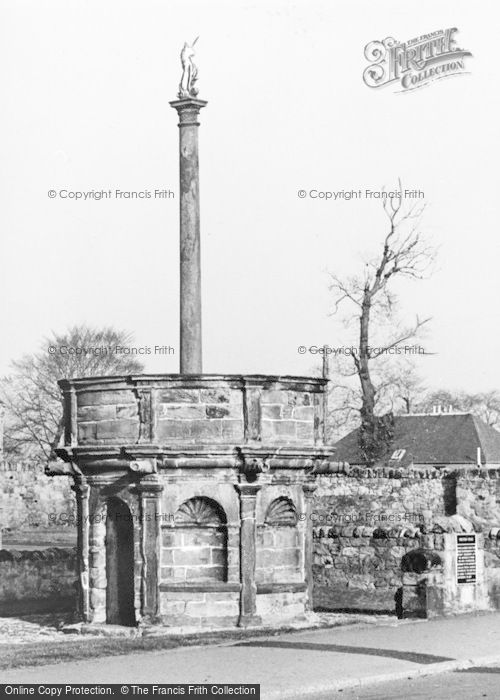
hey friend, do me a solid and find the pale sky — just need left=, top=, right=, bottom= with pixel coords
left=1, top=0, right=498, bottom=394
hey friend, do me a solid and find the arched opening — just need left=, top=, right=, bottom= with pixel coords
left=105, top=497, right=136, bottom=626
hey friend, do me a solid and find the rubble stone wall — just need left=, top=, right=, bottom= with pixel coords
left=311, top=470, right=447, bottom=611
left=457, top=470, right=500, bottom=529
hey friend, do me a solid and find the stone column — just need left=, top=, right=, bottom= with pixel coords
left=302, top=483, right=317, bottom=611
left=72, top=478, right=90, bottom=621
left=136, top=480, right=163, bottom=623
left=170, top=97, right=207, bottom=374
left=236, top=483, right=262, bottom=627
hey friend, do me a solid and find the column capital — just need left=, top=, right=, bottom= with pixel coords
left=235, top=483, right=262, bottom=499
left=71, top=477, right=89, bottom=497
left=135, top=479, right=164, bottom=495
left=170, top=98, right=208, bottom=126
left=302, top=481, right=317, bottom=499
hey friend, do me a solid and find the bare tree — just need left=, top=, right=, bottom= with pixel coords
left=329, top=185, right=435, bottom=464
left=376, top=360, right=427, bottom=415
left=0, top=326, right=144, bottom=461
left=326, top=356, right=426, bottom=443
left=415, top=389, right=500, bottom=429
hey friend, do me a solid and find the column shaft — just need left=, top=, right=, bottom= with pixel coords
left=236, top=484, right=262, bottom=627
left=137, top=482, right=163, bottom=622
left=302, top=483, right=317, bottom=612
left=170, top=98, right=207, bottom=374
left=72, top=478, right=90, bottom=621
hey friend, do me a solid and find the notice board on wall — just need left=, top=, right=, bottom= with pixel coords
left=456, top=534, right=477, bottom=584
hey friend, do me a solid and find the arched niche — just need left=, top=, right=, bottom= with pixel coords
left=164, top=497, right=228, bottom=583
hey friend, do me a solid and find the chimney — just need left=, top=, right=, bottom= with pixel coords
left=170, top=39, right=207, bottom=374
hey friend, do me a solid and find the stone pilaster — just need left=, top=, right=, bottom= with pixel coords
left=243, top=386, right=262, bottom=443
left=136, top=480, right=163, bottom=622
left=61, top=384, right=77, bottom=446
left=88, top=500, right=107, bottom=623
left=302, top=482, right=317, bottom=611
left=72, top=477, right=90, bottom=621
left=236, top=483, right=262, bottom=627
left=170, top=97, right=207, bottom=374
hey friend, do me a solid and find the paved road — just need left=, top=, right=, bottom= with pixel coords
left=332, top=666, right=500, bottom=699
left=3, top=613, right=500, bottom=698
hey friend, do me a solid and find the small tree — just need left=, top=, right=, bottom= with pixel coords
left=0, top=326, right=144, bottom=460
left=330, top=185, right=434, bottom=464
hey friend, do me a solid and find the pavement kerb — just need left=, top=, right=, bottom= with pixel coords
left=268, top=653, right=500, bottom=699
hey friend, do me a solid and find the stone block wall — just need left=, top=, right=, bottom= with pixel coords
left=156, top=387, right=244, bottom=444
left=0, top=461, right=76, bottom=547
left=162, top=525, right=228, bottom=583
left=159, top=589, right=240, bottom=628
left=256, top=590, right=307, bottom=621
left=255, top=486, right=306, bottom=586
left=63, top=375, right=324, bottom=450
left=256, top=525, right=301, bottom=584
left=77, top=389, right=139, bottom=444
left=0, top=548, right=76, bottom=612
left=260, top=390, right=315, bottom=444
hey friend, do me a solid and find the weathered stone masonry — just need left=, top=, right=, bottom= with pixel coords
left=312, top=466, right=500, bottom=613
left=0, top=460, right=75, bottom=547
left=51, top=374, right=334, bottom=628
left=0, top=548, right=76, bottom=613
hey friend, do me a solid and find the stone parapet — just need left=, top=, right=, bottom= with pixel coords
left=57, top=374, right=328, bottom=459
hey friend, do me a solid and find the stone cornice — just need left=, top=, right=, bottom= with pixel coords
left=55, top=444, right=335, bottom=473
left=58, top=373, right=328, bottom=393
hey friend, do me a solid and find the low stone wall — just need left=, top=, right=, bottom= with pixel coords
left=312, top=466, right=500, bottom=615
left=313, top=526, right=421, bottom=611
left=0, top=548, right=76, bottom=614
left=0, top=460, right=76, bottom=547
left=457, top=470, right=500, bottom=530
left=311, top=470, right=445, bottom=611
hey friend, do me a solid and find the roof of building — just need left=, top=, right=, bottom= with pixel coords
left=334, top=413, right=500, bottom=466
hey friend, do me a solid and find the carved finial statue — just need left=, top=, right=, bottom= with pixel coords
left=178, top=37, right=199, bottom=98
